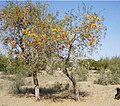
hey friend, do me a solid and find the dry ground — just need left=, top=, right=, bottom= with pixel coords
left=0, top=71, right=120, bottom=106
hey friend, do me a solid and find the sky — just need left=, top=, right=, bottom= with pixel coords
left=0, top=1, right=120, bottom=60
left=47, top=1, right=120, bottom=60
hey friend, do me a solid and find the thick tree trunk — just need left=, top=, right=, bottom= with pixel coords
left=33, top=72, right=40, bottom=101
left=63, top=68, right=80, bottom=101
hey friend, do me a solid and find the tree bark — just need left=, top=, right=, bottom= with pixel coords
left=33, top=72, right=40, bottom=101
left=74, top=83, right=80, bottom=101
left=61, top=44, right=80, bottom=101
left=63, top=68, right=80, bottom=101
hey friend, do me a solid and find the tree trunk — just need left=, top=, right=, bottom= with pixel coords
left=33, top=72, right=40, bottom=101
left=63, top=68, right=80, bottom=101
left=74, top=83, right=80, bottom=101
left=61, top=44, right=80, bottom=100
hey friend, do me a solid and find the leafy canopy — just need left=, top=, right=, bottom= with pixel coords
left=0, top=1, right=106, bottom=60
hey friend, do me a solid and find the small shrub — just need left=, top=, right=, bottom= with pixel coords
left=94, top=70, right=111, bottom=85
left=0, top=54, right=7, bottom=72
left=95, top=69, right=120, bottom=85
left=52, top=82, right=70, bottom=91
left=64, top=83, right=70, bottom=90
left=95, top=57, right=120, bottom=85
left=53, top=82, right=63, bottom=91
left=98, top=58, right=110, bottom=70
left=110, top=73, right=120, bottom=85
left=9, top=74, right=25, bottom=94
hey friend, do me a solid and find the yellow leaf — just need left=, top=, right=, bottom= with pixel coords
left=22, top=29, right=28, bottom=35
left=73, top=28, right=79, bottom=32
left=57, top=27, right=61, bottom=32
left=42, top=34, right=46, bottom=39
left=28, top=33, right=34, bottom=37
left=90, top=23, right=97, bottom=28
left=52, top=28, right=57, bottom=32
left=38, top=41, right=42, bottom=45
left=62, top=32, right=66, bottom=35
left=57, top=35, right=60, bottom=39
left=93, top=15, right=97, bottom=19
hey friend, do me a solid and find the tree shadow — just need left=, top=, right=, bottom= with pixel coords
left=15, top=86, right=89, bottom=101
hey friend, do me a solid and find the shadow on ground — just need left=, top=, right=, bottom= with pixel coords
left=11, top=86, right=89, bottom=101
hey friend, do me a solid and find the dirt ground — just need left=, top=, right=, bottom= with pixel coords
left=0, top=71, right=120, bottom=106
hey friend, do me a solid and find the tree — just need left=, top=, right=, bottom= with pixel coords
left=0, top=1, right=58, bottom=100
left=0, top=1, right=106, bottom=100
left=47, top=5, right=106, bottom=100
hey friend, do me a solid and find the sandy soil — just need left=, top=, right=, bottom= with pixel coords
left=0, top=71, right=120, bottom=106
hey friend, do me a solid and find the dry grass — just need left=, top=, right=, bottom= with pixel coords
left=0, top=71, right=120, bottom=106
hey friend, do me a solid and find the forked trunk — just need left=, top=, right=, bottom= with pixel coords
left=33, top=72, right=40, bottom=101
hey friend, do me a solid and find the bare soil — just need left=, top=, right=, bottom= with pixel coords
left=0, top=71, right=120, bottom=106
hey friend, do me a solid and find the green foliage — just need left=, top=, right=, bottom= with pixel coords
left=77, top=66, right=88, bottom=81
left=95, top=70, right=110, bottom=85
left=45, top=60, right=63, bottom=75
left=0, top=54, right=33, bottom=76
left=72, top=65, right=88, bottom=82
left=97, top=57, right=110, bottom=70
left=97, top=57, right=120, bottom=73
left=108, top=57, right=120, bottom=73
left=87, top=59, right=100, bottom=70
left=78, top=57, right=120, bottom=72
left=93, top=57, right=120, bottom=85
left=35, top=58, right=47, bottom=71
left=50, top=61, right=62, bottom=70
left=46, top=60, right=72, bottom=74
left=78, top=59, right=89, bottom=69
left=0, top=54, right=7, bottom=72
left=95, top=69, right=120, bottom=85
left=78, top=59, right=100, bottom=70
left=6, top=57, right=30, bottom=76
left=77, top=57, right=120, bottom=85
